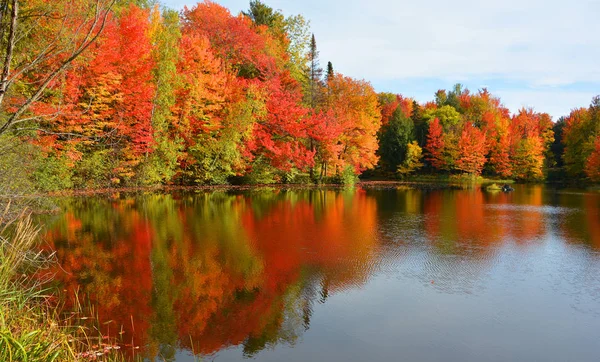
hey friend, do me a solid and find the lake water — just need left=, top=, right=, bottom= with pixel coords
left=42, top=185, right=600, bottom=361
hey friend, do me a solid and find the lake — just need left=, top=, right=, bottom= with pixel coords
left=41, top=185, right=600, bottom=361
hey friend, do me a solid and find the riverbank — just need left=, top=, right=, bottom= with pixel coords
left=0, top=213, right=126, bottom=361
left=30, top=178, right=513, bottom=198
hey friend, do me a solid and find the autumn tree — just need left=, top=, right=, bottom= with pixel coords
left=456, top=122, right=487, bottom=176
left=509, top=108, right=551, bottom=180
left=43, top=4, right=156, bottom=186
left=585, top=136, right=600, bottom=182
left=323, top=74, right=381, bottom=174
left=250, top=76, right=315, bottom=173
left=172, top=32, right=233, bottom=184
left=424, top=117, right=445, bottom=171
left=0, top=0, right=115, bottom=137
left=397, top=141, right=424, bottom=177
left=182, top=1, right=277, bottom=80
left=144, top=6, right=183, bottom=184
left=563, top=97, right=600, bottom=178
left=282, top=14, right=311, bottom=83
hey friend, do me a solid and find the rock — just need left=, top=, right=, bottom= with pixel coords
left=502, top=184, right=514, bottom=192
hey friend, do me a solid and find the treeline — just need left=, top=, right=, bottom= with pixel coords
left=377, top=86, right=600, bottom=182
left=1, top=0, right=599, bottom=190
left=5, top=0, right=379, bottom=190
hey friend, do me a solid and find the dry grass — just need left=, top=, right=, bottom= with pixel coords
left=0, top=206, right=127, bottom=361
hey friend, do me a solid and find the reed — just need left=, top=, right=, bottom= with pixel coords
left=0, top=207, right=127, bottom=361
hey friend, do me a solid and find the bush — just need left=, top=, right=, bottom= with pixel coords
left=0, top=212, right=127, bottom=361
left=72, top=150, right=115, bottom=189
left=330, top=166, right=358, bottom=186
left=33, top=154, right=74, bottom=192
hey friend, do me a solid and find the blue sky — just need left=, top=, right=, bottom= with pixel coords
left=161, top=0, right=600, bottom=119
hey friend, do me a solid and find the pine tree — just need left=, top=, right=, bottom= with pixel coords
left=326, top=61, right=334, bottom=81
left=307, top=34, right=323, bottom=109
left=411, top=100, right=427, bottom=147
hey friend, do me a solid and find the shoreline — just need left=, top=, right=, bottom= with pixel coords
left=8, top=179, right=598, bottom=200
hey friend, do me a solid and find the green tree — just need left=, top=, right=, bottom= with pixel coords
left=397, top=141, right=424, bottom=177
left=283, top=14, right=311, bottom=83
left=411, top=100, right=427, bottom=147
left=423, top=105, right=462, bottom=133
left=305, top=34, right=323, bottom=109
left=143, top=6, right=183, bottom=185
left=563, top=101, right=598, bottom=177
left=244, top=0, right=284, bottom=29
left=326, top=61, right=334, bottom=81
left=377, top=107, right=414, bottom=172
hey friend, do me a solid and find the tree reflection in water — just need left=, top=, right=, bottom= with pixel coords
left=41, top=186, right=600, bottom=360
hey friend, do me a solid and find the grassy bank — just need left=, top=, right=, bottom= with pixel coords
left=0, top=211, right=126, bottom=362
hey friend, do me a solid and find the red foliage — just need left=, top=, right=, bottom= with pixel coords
left=585, top=136, right=600, bottom=182
left=456, top=122, right=487, bottom=175
left=250, top=77, right=315, bottom=171
left=55, top=5, right=156, bottom=170
left=425, top=118, right=445, bottom=170
left=182, top=1, right=277, bottom=79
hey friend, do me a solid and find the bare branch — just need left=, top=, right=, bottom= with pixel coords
left=0, top=0, right=17, bottom=106
left=0, top=0, right=116, bottom=136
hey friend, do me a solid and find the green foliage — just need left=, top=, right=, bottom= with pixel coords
left=243, top=157, right=278, bottom=185
left=148, top=7, right=183, bottom=185
left=72, top=150, right=115, bottom=189
left=423, top=105, right=462, bottom=132
left=563, top=107, right=598, bottom=177
left=550, top=117, right=566, bottom=168
left=304, top=34, right=323, bottom=108
left=33, top=154, right=73, bottom=192
left=0, top=136, right=37, bottom=198
left=244, top=0, right=285, bottom=29
left=326, top=61, right=334, bottom=81
left=435, top=83, right=467, bottom=112
left=284, top=14, right=311, bottom=83
left=185, top=88, right=262, bottom=185
left=411, top=101, right=427, bottom=147
left=186, top=138, right=242, bottom=185
left=377, top=107, right=415, bottom=172
left=330, top=166, right=358, bottom=186
left=0, top=214, right=128, bottom=362
left=397, top=141, right=424, bottom=177
left=512, top=138, right=545, bottom=181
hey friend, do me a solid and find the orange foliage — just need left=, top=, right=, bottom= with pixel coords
left=456, top=122, right=487, bottom=175
left=585, top=136, right=600, bottom=181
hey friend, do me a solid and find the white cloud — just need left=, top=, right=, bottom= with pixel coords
left=162, top=0, right=600, bottom=117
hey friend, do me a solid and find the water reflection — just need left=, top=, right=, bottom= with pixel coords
left=42, top=186, right=600, bottom=361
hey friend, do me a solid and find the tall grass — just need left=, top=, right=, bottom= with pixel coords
left=0, top=208, right=126, bottom=361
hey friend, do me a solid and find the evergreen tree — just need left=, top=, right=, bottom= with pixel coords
left=326, top=61, right=334, bottom=81
left=377, top=107, right=415, bottom=172
left=306, top=34, right=323, bottom=109
left=550, top=117, right=566, bottom=168
left=411, top=100, right=427, bottom=147
left=244, top=0, right=284, bottom=29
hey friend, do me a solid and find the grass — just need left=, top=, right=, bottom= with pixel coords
left=0, top=207, right=128, bottom=362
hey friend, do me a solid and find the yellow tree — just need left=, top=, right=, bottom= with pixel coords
left=323, top=74, right=381, bottom=174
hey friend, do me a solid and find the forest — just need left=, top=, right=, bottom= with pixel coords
left=1, top=0, right=599, bottom=192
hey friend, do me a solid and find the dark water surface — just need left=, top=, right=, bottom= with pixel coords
left=42, top=185, right=600, bottom=361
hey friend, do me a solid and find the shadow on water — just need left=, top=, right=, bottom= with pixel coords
left=40, top=185, right=600, bottom=361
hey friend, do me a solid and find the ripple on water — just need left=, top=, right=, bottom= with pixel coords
left=485, top=204, right=576, bottom=215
